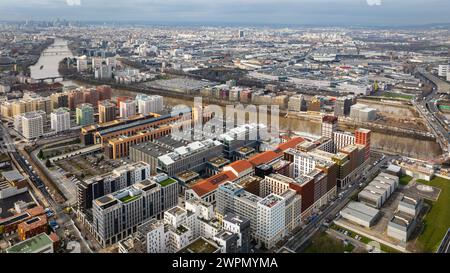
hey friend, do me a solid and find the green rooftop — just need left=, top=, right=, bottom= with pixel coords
left=119, top=194, right=141, bottom=203
left=178, top=237, right=218, bottom=253
left=6, top=233, right=53, bottom=253
left=159, top=177, right=177, bottom=187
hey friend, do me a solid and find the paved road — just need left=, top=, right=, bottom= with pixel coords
left=29, top=148, right=78, bottom=206
left=1, top=122, right=92, bottom=253
left=416, top=68, right=450, bottom=155
left=283, top=154, right=392, bottom=252
left=326, top=229, right=369, bottom=252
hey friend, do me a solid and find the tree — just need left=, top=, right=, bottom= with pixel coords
left=38, top=149, right=44, bottom=159
left=45, top=159, right=52, bottom=168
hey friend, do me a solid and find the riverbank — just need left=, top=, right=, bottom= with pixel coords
left=60, top=69, right=443, bottom=159
left=31, top=38, right=74, bottom=80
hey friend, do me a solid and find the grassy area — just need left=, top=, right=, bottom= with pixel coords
left=416, top=176, right=450, bottom=252
left=381, top=92, right=414, bottom=100
left=159, top=177, right=177, bottom=187
left=399, top=175, right=413, bottom=186
left=180, top=238, right=219, bottom=253
left=331, top=224, right=400, bottom=253
left=119, top=194, right=141, bottom=203
left=303, top=232, right=354, bottom=253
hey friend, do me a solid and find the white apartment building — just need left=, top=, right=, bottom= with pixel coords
left=256, top=194, right=286, bottom=249
left=158, top=139, right=223, bottom=176
left=140, top=200, right=229, bottom=253
left=292, top=150, right=319, bottom=177
left=50, top=108, right=70, bottom=133
left=119, top=99, right=136, bottom=118
left=333, top=131, right=356, bottom=151
left=321, top=117, right=338, bottom=139
left=18, top=111, right=44, bottom=139
left=144, top=219, right=166, bottom=253
left=95, top=64, right=113, bottom=80
left=136, top=94, right=164, bottom=114
left=91, top=57, right=103, bottom=70
left=77, top=56, right=88, bottom=72
left=438, top=64, right=449, bottom=77
left=288, top=95, right=304, bottom=112
left=216, top=182, right=300, bottom=249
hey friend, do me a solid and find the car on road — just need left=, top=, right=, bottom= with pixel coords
left=49, top=220, right=60, bottom=231
left=45, top=208, right=55, bottom=217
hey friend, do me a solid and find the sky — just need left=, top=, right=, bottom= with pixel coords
left=0, top=0, right=449, bottom=27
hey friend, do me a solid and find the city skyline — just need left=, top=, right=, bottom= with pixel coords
left=1, top=0, right=450, bottom=27
left=0, top=0, right=449, bottom=262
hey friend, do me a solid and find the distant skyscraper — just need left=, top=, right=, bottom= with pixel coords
left=238, top=30, right=245, bottom=38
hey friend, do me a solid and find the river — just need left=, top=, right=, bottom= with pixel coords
left=107, top=88, right=442, bottom=158
left=30, top=38, right=74, bottom=81
left=51, top=60, right=441, bottom=159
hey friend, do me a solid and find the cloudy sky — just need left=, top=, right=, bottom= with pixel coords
left=0, top=0, right=449, bottom=26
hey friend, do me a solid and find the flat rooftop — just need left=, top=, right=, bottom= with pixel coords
left=166, top=206, right=186, bottom=217
left=2, top=170, right=24, bottom=182
left=259, top=194, right=283, bottom=208
left=208, top=157, right=230, bottom=168
left=175, top=170, right=199, bottom=182
left=223, top=213, right=250, bottom=226
left=6, top=233, right=53, bottom=253
left=97, top=113, right=169, bottom=136
left=178, top=237, right=218, bottom=253
left=158, top=177, right=177, bottom=187
left=0, top=191, right=34, bottom=219
left=130, top=141, right=173, bottom=158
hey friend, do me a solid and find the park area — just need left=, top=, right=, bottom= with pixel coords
left=416, top=176, right=450, bottom=252
left=303, top=232, right=355, bottom=253
left=399, top=175, right=413, bottom=185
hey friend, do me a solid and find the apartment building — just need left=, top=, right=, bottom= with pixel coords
left=120, top=99, right=136, bottom=118
left=216, top=182, right=300, bottom=249
left=16, top=111, right=44, bottom=139
left=158, top=139, right=223, bottom=176
left=50, top=107, right=70, bottom=133
left=76, top=103, right=94, bottom=126
left=98, top=100, right=116, bottom=124
left=136, top=94, right=164, bottom=114
left=77, top=161, right=151, bottom=212
left=92, top=174, right=178, bottom=246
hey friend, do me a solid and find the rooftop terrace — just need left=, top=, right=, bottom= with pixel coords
left=179, top=237, right=218, bottom=253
